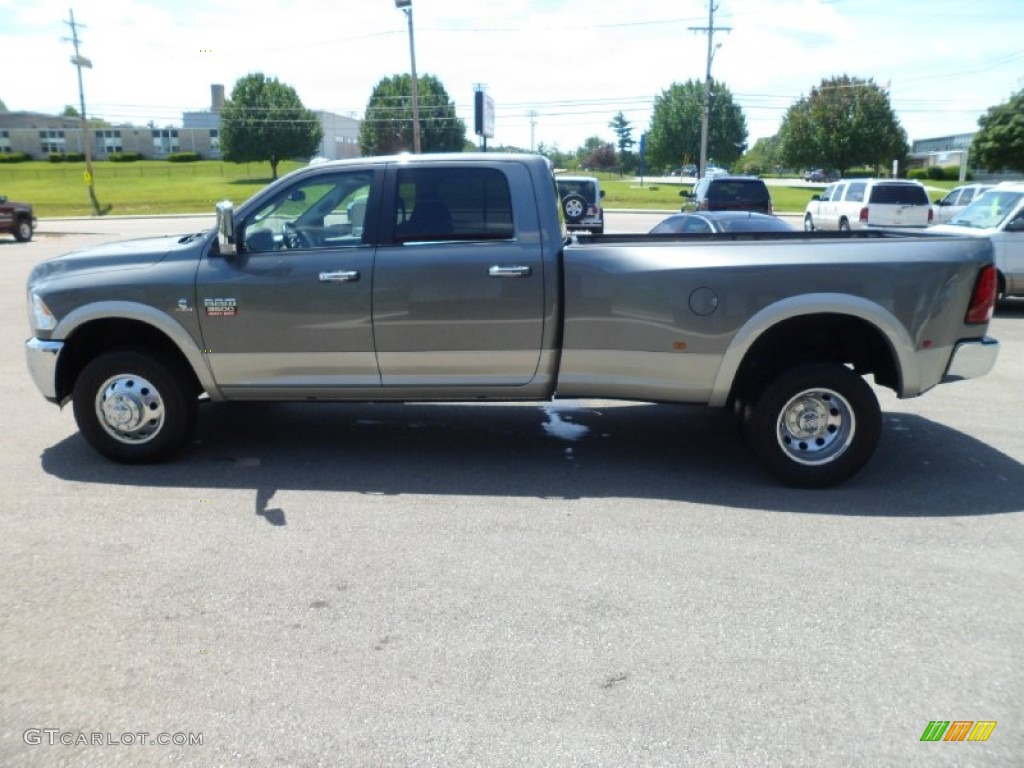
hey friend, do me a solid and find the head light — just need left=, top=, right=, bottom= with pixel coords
left=29, top=292, right=57, bottom=332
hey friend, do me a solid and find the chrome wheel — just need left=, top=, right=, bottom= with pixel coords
left=776, top=387, right=854, bottom=466
left=95, top=373, right=166, bottom=444
left=745, top=363, right=881, bottom=487
left=564, top=198, right=585, bottom=219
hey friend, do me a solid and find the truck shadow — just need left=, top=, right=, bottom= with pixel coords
left=41, top=401, right=1023, bottom=520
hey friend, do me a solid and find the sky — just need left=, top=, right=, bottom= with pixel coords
left=1, top=0, right=1022, bottom=154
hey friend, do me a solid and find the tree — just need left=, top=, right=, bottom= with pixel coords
left=609, top=111, right=635, bottom=154
left=778, top=75, right=908, bottom=176
left=737, top=135, right=782, bottom=176
left=971, top=89, right=1024, bottom=173
left=608, top=111, right=637, bottom=173
left=360, top=74, right=465, bottom=155
left=584, top=142, right=617, bottom=171
left=647, top=79, right=748, bottom=172
left=537, top=142, right=574, bottom=170
left=62, top=105, right=80, bottom=117
left=0, top=97, right=7, bottom=112
left=220, top=73, right=323, bottom=180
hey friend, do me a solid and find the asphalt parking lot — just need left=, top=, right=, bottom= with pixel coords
left=1, top=217, right=1021, bottom=766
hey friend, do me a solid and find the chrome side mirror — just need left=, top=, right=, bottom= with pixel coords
left=216, top=200, right=236, bottom=256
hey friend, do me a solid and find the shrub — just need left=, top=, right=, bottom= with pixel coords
left=0, top=152, right=32, bottom=163
left=926, top=166, right=946, bottom=180
left=908, top=168, right=928, bottom=180
left=65, top=152, right=85, bottom=162
left=108, top=152, right=143, bottom=163
left=48, top=152, right=67, bottom=163
left=167, top=151, right=201, bottom=163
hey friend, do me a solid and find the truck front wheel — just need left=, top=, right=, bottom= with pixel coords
left=745, top=363, right=881, bottom=488
left=72, top=349, right=197, bottom=463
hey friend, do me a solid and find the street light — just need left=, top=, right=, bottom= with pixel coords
left=395, top=0, right=422, bottom=153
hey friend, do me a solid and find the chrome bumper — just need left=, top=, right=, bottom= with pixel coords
left=944, top=336, right=1000, bottom=381
left=25, top=338, right=63, bottom=402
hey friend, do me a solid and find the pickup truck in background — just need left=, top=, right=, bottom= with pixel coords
left=25, top=153, right=1000, bottom=487
left=0, top=195, right=36, bottom=242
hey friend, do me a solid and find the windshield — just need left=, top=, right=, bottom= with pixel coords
left=948, top=190, right=1024, bottom=229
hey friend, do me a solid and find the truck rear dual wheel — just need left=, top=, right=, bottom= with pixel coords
left=72, top=349, right=197, bottom=463
left=744, top=363, right=881, bottom=488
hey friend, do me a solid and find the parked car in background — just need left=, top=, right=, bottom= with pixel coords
left=803, top=179, right=931, bottom=231
left=931, top=183, right=995, bottom=224
left=555, top=175, right=605, bottom=234
left=681, top=175, right=773, bottom=215
left=0, top=195, right=36, bottom=242
left=931, top=182, right=1024, bottom=299
left=803, top=169, right=837, bottom=183
left=650, top=211, right=794, bottom=234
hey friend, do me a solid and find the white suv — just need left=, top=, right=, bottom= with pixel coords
left=803, top=179, right=932, bottom=231
left=556, top=175, right=605, bottom=234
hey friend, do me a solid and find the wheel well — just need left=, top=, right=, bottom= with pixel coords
left=729, top=313, right=899, bottom=407
left=55, top=318, right=201, bottom=403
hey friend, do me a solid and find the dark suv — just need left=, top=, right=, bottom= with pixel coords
left=681, top=175, right=773, bottom=215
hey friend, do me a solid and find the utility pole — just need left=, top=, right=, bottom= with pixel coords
left=529, top=110, right=538, bottom=152
left=689, top=3, right=730, bottom=177
left=395, top=1, right=421, bottom=153
left=64, top=8, right=101, bottom=215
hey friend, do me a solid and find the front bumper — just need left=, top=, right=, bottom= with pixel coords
left=25, top=338, right=63, bottom=402
left=943, top=336, right=1000, bottom=381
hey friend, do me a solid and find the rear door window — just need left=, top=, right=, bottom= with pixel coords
left=869, top=184, right=929, bottom=205
left=393, top=166, right=514, bottom=242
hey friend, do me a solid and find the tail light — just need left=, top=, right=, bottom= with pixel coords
left=859, top=206, right=869, bottom=223
left=965, top=265, right=997, bottom=324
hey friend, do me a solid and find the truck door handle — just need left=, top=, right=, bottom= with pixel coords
left=319, top=270, right=360, bottom=283
left=488, top=265, right=532, bottom=278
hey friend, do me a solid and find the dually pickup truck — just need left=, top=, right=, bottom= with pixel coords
left=25, top=153, right=1000, bottom=487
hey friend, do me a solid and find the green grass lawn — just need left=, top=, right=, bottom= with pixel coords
left=1, top=159, right=958, bottom=218
left=0, top=159, right=305, bottom=217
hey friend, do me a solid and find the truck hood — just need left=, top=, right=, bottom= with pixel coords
left=28, top=232, right=208, bottom=285
left=929, top=223, right=998, bottom=236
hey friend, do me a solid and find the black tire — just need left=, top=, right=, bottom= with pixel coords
left=561, top=193, right=588, bottom=224
left=72, top=349, right=197, bottom=463
left=14, top=217, right=33, bottom=242
left=744, top=363, right=881, bottom=488
left=803, top=214, right=815, bottom=232
left=838, top=218, right=851, bottom=232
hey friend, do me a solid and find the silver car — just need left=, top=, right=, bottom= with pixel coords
left=931, top=183, right=995, bottom=225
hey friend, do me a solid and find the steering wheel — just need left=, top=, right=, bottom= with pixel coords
left=282, top=221, right=314, bottom=249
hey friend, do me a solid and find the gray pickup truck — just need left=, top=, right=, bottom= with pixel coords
left=25, top=153, right=1000, bottom=487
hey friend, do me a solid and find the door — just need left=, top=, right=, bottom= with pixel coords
left=196, top=167, right=381, bottom=393
left=372, top=163, right=546, bottom=387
